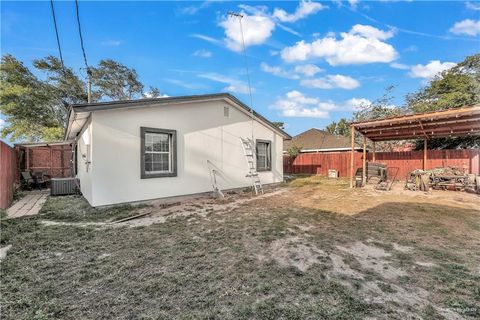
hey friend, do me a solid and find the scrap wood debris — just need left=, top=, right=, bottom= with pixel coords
left=405, top=166, right=479, bottom=193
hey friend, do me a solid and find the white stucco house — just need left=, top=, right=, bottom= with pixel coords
left=65, top=93, right=291, bottom=207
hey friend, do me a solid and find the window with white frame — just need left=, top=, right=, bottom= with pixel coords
left=141, top=127, right=177, bottom=178
left=256, top=140, right=271, bottom=171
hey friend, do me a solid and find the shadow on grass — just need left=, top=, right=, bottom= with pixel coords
left=38, top=195, right=150, bottom=223
left=1, top=198, right=479, bottom=319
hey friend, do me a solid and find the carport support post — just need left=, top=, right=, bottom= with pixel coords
left=350, top=126, right=356, bottom=188
left=372, top=141, right=376, bottom=162
left=423, top=138, right=427, bottom=170
left=362, top=135, right=367, bottom=186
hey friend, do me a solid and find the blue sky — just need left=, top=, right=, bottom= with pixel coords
left=1, top=1, right=479, bottom=138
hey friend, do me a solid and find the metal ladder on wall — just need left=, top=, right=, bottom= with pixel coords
left=240, top=137, right=264, bottom=195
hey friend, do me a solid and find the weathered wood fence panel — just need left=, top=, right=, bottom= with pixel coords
left=0, top=141, right=17, bottom=209
left=283, top=152, right=363, bottom=177
left=283, top=149, right=480, bottom=179
left=370, top=149, right=479, bottom=179
left=16, top=144, right=72, bottom=182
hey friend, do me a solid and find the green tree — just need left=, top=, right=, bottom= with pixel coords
left=142, top=86, right=162, bottom=98
left=91, top=59, right=144, bottom=100
left=272, top=122, right=285, bottom=130
left=406, top=53, right=480, bottom=149
left=326, top=118, right=349, bottom=137
left=353, top=85, right=401, bottom=122
left=287, top=145, right=302, bottom=158
left=33, top=55, right=90, bottom=106
left=1, top=54, right=162, bottom=142
left=0, top=55, right=69, bottom=141
left=406, top=54, right=479, bottom=113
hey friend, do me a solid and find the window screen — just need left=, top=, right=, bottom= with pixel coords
left=141, top=127, right=177, bottom=178
left=256, top=140, right=271, bottom=171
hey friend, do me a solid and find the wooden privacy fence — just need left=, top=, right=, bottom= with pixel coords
left=0, top=141, right=17, bottom=209
left=283, top=152, right=363, bottom=177
left=283, top=149, right=480, bottom=179
left=15, top=143, right=73, bottom=181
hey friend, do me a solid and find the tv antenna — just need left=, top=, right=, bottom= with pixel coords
left=228, top=11, right=254, bottom=142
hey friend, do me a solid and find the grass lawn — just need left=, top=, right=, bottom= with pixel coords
left=1, top=177, right=479, bottom=319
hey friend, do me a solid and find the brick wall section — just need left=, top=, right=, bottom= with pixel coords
left=0, top=141, right=17, bottom=209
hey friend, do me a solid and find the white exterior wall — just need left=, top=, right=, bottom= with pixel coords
left=76, top=120, right=93, bottom=204
left=80, top=100, right=283, bottom=206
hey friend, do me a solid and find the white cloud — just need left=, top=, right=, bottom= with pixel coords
left=271, top=91, right=371, bottom=118
left=190, top=34, right=223, bottom=45
left=260, top=63, right=299, bottom=79
left=101, top=40, right=122, bottom=46
left=349, top=24, right=395, bottom=40
left=294, top=64, right=323, bottom=76
left=449, top=19, right=480, bottom=36
left=238, top=4, right=270, bottom=16
left=276, top=23, right=302, bottom=37
left=300, top=74, right=360, bottom=89
left=165, top=79, right=206, bottom=90
left=466, top=1, right=480, bottom=10
left=272, top=1, right=327, bottom=23
left=409, top=60, right=456, bottom=79
left=219, top=12, right=276, bottom=52
left=193, top=49, right=213, bottom=58
left=348, top=0, right=359, bottom=9
left=260, top=63, right=322, bottom=79
left=216, top=2, right=326, bottom=52
left=403, top=45, right=418, bottom=52
left=179, top=1, right=212, bottom=15
left=390, top=62, right=410, bottom=70
left=198, top=73, right=254, bottom=94
left=281, top=24, right=398, bottom=65
left=345, top=97, right=371, bottom=110
left=0, top=118, right=5, bottom=129
left=143, top=92, right=169, bottom=98
left=272, top=91, right=332, bottom=118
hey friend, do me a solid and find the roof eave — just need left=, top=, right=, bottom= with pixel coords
left=67, top=93, right=292, bottom=139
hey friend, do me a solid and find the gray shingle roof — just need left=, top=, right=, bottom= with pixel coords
left=283, top=128, right=360, bottom=152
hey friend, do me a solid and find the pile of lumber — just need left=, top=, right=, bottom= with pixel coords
left=405, top=170, right=430, bottom=191
left=405, top=166, right=479, bottom=193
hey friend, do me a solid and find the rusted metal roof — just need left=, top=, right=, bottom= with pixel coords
left=351, top=105, right=480, bottom=141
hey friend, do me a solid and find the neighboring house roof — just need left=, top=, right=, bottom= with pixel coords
left=65, top=93, right=291, bottom=140
left=283, top=128, right=361, bottom=152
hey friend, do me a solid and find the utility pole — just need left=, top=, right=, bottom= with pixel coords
left=228, top=11, right=254, bottom=142
left=87, top=68, right=92, bottom=104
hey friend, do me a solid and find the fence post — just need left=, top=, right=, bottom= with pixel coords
left=423, top=139, right=427, bottom=170
left=350, top=126, right=356, bottom=188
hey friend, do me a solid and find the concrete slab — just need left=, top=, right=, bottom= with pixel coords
left=6, top=190, right=49, bottom=218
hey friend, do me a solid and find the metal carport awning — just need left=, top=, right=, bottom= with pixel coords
left=348, top=105, right=480, bottom=188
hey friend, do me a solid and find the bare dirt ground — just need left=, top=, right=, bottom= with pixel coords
left=283, top=175, right=480, bottom=215
left=1, top=176, right=479, bottom=319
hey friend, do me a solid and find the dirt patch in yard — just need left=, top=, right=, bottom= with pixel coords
left=120, top=188, right=287, bottom=227
left=337, top=241, right=407, bottom=280
left=273, top=175, right=480, bottom=216
left=266, top=236, right=327, bottom=272
left=1, top=176, right=479, bottom=319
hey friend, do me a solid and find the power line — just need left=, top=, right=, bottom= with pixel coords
left=74, top=0, right=92, bottom=103
left=75, top=0, right=89, bottom=71
left=49, top=0, right=64, bottom=70
left=229, top=12, right=255, bottom=141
